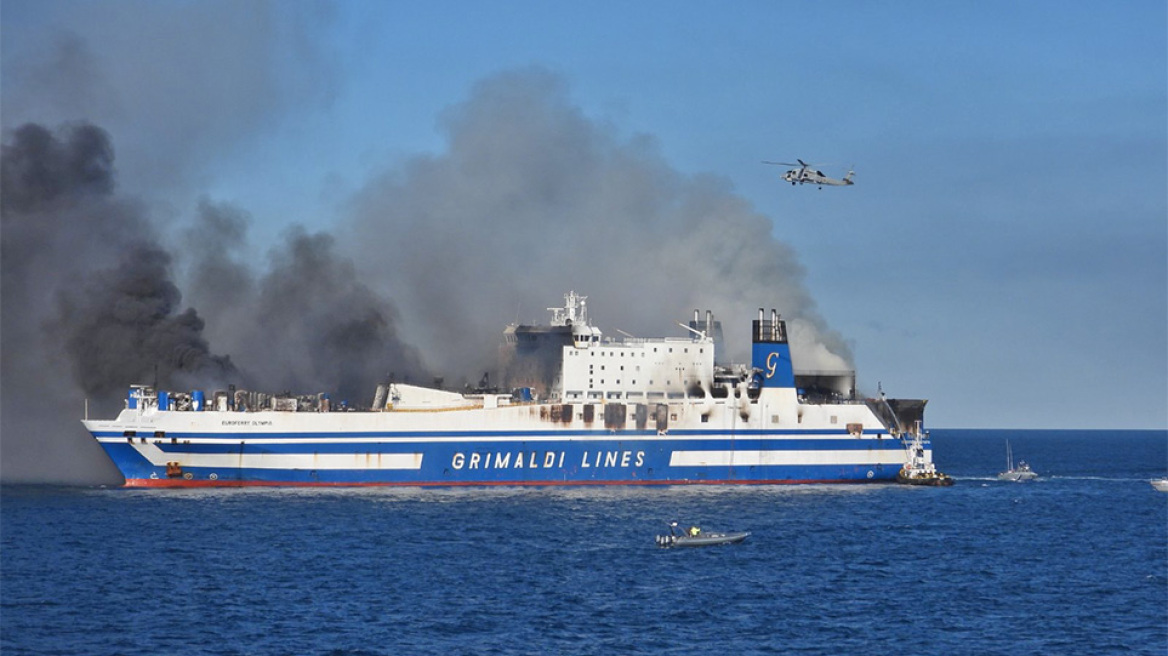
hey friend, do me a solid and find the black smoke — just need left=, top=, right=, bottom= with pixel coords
left=1, top=122, right=114, bottom=212
left=54, top=243, right=238, bottom=399
left=0, top=123, right=426, bottom=483
left=183, top=210, right=429, bottom=406
left=2, top=123, right=237, bottom=406
left=1, top=124, right=163, bottom=481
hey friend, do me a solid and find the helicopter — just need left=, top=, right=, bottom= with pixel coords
left=762, top=159, right=854, bottom=188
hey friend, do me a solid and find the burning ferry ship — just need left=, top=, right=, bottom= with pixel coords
left=83, top=292, right=933, bottom=487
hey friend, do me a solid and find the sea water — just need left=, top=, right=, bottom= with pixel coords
left=2, top=429, right=1165, bottom=655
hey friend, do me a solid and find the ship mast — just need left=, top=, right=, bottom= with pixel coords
left=548, top=291, right=588, bottom=326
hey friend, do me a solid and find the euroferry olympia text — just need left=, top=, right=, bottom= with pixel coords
left=83, top=292, right=936, bottom=487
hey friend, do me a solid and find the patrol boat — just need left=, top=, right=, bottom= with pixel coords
left=82, top=292, right=936, bottom=487
left=656, top=523, right=750, bottom=548
left=998, top=441, right=1038, bottom=482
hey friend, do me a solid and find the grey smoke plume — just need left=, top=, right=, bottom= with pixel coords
left=1, top=70, right=854, bottom=485
left=1, top=1, right=338, bottom=199
left=345, top=69, right=853, bottom=379
left=0, top=2, right=368, bottom=484
left=54, top=243, right=238, bottom=399
left=2, top=123, right=236, bottom=406
left=0, top=124, right=425, bottom=483
left=0, top=123, right=211, bottom=482
left=183, top=204, right=429, bottom=405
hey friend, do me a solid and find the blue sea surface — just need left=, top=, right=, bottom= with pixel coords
left=3, top=429, right=1166, bottom=655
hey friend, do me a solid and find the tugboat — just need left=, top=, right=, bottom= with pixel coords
left=998, top=440, right=1038, bottom=482
left=656, top=522, right=750, bottom=548
left=896, top=428, right=954, bottom=486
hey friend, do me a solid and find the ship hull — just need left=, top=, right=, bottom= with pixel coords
left=91, top=428, right=917, bottom=488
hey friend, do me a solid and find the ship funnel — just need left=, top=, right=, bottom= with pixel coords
left=751, top=307, right=794, bottom=388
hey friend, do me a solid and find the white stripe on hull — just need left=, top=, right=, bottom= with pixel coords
left=669, top=449, right=905, bottom=467
left=130, top=441, right=424, bottom=470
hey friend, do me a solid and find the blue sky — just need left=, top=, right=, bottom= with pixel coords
left=3, top=0, right=1165, bottom=429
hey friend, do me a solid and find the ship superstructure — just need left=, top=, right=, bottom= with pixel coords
left=83, top=292, right=933, bottom=487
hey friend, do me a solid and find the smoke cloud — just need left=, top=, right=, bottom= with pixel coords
left=1, top=68, right=853, bottom=485
left=0, top=124, right=425, bottom=483
left=183, top=204, right=429, bottom=405
left=0, top=122, right=201, bottom=482
left=53, top=243, right=237, bottom=399
left=1, top=0, right=338, bottom=199
left=344, top=69, right=852, bottom=379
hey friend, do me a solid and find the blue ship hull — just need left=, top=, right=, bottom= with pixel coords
left=93, top=430, right=915, bottom=487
